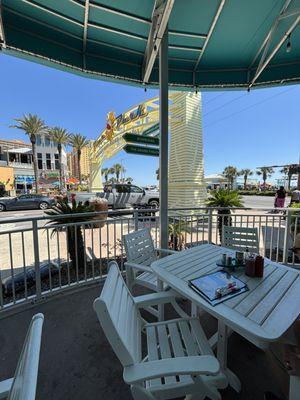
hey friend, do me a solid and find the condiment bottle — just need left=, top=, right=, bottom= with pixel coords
left=255, top=255, right=264, bottom=277
left=244, top=247, right=249, bottom=261
left=245, top=257, right=256, bottom=277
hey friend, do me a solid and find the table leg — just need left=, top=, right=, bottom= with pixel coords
left=289, top=375, right=300, bottom=400
left=217, top=320, right=241, bottom=393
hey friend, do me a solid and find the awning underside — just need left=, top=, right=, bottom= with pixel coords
left=1, top=0, right=300, bottom=89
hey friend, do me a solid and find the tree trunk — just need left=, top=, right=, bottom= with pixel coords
left=288, top=175, right=292, bottom=191
left=31, top=136, right=39, bottom=193
left=244, top=175, right=247, bottom=190
left=78, top=150, right=82, bottom=185
left=58, top=143, right=62, bottom=192
left=218, top=209, right=232, bottom=242
left=67, top=225, right=85, bottom=270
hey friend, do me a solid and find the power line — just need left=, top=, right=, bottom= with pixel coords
left=203, top=93, right=248, bottom=117
left=203, top=92, right=226, bottom=106
left=203, top=87, right=296, bottom=129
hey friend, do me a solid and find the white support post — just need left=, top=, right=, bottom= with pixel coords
left=159, top=27, right=168, bottom=250
left=0, top=0, right=6, bottom=49
left=32, top=219, right=42, bottom=300
left=283, top=208, right=291, bottom=264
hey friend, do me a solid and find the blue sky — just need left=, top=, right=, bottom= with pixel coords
left=1, top=53, right=299, bottom=186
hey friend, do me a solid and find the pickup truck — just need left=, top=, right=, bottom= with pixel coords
left=73, top=183, right=159, bottom=209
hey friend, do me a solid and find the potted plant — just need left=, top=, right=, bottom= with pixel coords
left=206, top=189, right=243, bottom=241
left=89, top=197, right=108, bottom=228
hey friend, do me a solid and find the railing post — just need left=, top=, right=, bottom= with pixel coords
left=208, top=209, right=213, bottom=244
left=32, top=219, right=42, bottom=299
left=134, top=209, right=139, bottom=231
left=283, top=208, right=291, bottom=264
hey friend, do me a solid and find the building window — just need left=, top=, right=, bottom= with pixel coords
left=45, top=137, right=51, bottom=147
left=37, top=153, right=43, bottom=170
left=54, top=154, right=59, bottom=170
left=36, top=135, right=41, bottom=146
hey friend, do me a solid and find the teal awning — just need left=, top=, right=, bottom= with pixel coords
left=0, top=0, right=299, bottom=89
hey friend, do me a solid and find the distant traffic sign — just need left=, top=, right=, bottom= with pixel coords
left=124, top=144, right=159, bottom=157
left=123, top=133, right=159, bottom=146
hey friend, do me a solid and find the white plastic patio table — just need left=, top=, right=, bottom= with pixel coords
left=151, top=243, right=300, bottom=392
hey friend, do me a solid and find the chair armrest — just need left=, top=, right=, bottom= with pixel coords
left=133, top=290, right=178, bottom=308
left=155, top=248, right=177, bottom=255
left=124, top=262, right=150, bottom=273
left=123, top=356, right=220, bottom=384
left=0, top=378, right=13, bottom=399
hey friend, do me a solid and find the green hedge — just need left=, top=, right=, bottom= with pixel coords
left=237, top=190, right=277, bottom=197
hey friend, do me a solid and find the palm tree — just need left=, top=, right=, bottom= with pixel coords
left=108, top=167, right=115, bottom=182
left=280, top=166, right=293, bottom=190
left=113, top=163, right=125, bottom=182
left=126, top=177, right=133, bottom=183
left=11, top=114, right=47, bottom=193
left=101, top=168, right=109, bottom=183
left=156, top=168, right=159, bottom=181
left=206, top=189, right=243, bottom=240
left=45, top=198, right=93, bottom=270
left=48, top=127, right=71, bottom=191
left=168, top=219, right=190, bottom=251
left=239, top=169, right=253, bottom=190
left=256, top=167, right=274, bottom=189
left=223, top=166, right=238, bottom=189
left=70, top=133, right=89, bottom=185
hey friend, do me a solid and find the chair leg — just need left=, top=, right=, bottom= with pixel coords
left=126, top=267, right=134, bottom=292
left=189, top=376, right=221, bottom=400
left=131, top=385, right=156, bottom=400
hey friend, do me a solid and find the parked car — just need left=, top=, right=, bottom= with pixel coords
left=0, top=194, right=56, bottom=212
left=73, top=183, right=160, bottom=209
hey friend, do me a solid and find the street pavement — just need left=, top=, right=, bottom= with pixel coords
left=0, top=195, right=290, bottom=219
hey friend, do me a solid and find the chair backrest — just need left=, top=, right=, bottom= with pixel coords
left=123, top=228, right=157, bottom=267
left=222, top=226, right=259, bottom=253
left=8, top=313, right=44, bottom=400
left=93, top=262, right=141, bottom=367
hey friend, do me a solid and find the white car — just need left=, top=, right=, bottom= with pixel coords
left=73, top=184, right=159, bottom=209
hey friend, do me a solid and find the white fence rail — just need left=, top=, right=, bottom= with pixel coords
left=0, top=207, right=299, bottom=313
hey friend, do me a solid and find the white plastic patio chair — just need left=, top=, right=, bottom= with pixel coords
left=0, top=313, right=44, bottom=400
left=94, top=262, right=227, bottom=400
left=222, top=226, right=259, bottom=254
left=123, top=228, right=176, bottom=292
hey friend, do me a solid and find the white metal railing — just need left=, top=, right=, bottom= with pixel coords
left=0, top=207, right=299, bottom=314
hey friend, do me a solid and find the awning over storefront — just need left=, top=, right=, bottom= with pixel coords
left=0, top=1, right=299, bottom=90
left=15, top=175, right=35, bottom=183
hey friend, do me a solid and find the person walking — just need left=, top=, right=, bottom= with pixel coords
left=274, top=186, right=286, bottom=211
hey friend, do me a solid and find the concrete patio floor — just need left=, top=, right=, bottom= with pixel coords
left=0, top=283, right=284, bottom=400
